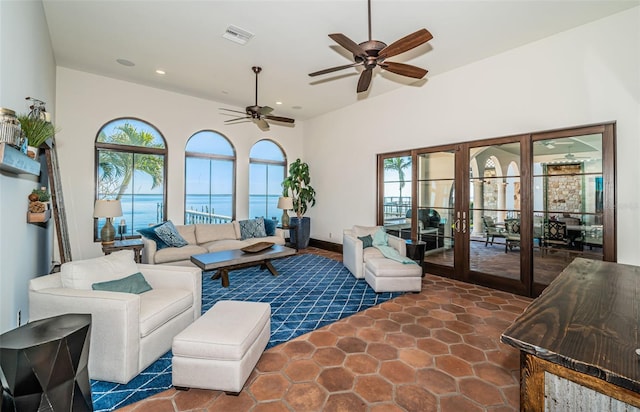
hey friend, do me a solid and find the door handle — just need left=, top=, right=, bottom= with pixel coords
left=462, top=211, right=467, bottom=234
left=455, top=211, right=461, bottom=233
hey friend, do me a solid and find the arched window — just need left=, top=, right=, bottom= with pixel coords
left=95, top=118, right=167, bottom=241
left=185, top=130, right=236, bottom=224
left=249, top=140, right=286, bottom=223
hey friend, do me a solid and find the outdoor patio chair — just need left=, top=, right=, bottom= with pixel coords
left=482, top=216, right=506, bottom=247
left=504, top=218, right=520, bottom=253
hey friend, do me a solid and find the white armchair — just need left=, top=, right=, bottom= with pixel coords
left=343, top=225, right=406, bottom=278
left=29, top=250, right=202, bottom=384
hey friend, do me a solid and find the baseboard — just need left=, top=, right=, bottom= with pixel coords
left=309, top=238, right=342, bottom=254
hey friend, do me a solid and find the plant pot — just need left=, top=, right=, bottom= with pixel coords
left=289, top=217, right=311, bottom=249
left=26, top=145, right=39, bottom=159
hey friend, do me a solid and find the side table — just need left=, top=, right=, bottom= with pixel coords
left=277, top=224, right=298, bottom=251
left=102, top=239, right=144, bottom=263
left=405, top=240, right=426, bottom=276
left=0, top=314, right=93, bottom=411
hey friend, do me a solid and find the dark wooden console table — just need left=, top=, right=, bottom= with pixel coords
left=501, top=258, right=640, bottom=411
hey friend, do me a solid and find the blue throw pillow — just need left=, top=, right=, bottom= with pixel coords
left=154, top=220, right=188, bottom=247
left=358, top=234, right=373, bottom=248
left=263, top=218, right=276, bottom=236
left=91, top=272, right=152, bottom=294
left=372, top=228, right=389, bottom=246
left=138, top=223, right=170, bottom=250
left=239, top=217, right=268, bottom=240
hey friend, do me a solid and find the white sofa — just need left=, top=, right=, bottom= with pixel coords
left=343, top=225, right=407, bottom=279
left=141, top=221, right=286, bottom=266
left=29, top=250, right=202, bottom=384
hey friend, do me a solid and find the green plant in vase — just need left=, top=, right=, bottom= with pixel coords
left=282, top=158, right=316, bottom=249
left=17, top=115, right=58, bottom=158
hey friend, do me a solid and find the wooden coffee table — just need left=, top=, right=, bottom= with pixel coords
left=190, top=244, right=297, bottom=287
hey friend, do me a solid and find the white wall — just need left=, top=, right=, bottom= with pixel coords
left=0, top=0, right=56, bottom=333
left=55, top=68, right=305, bottom=260
left=304, top=7, right=640, bottom=265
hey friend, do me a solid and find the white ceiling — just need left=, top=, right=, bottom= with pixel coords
left=42, top=0, right=639, bottom=121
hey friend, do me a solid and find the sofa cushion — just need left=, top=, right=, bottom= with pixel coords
left=239, top=218, right=267, bottom=240
left=176, top=224, right=197, bottom=244
left=243, top=236, right=285, bottom=246
left=154, top=244, right=207, bottom=264
left=202, top=239, right=247, bottom=253
left=138, top=223, right=170, bottom=250
left=353, top=225, right=382, bottom=238
left=139, top=288, right=193, bottom=338
left=61, top=250, right=139, bottom=290
left=154, top=220, right=188, bottom=247
left=195, top=223, right=237, bottom=244
left=363, top=247, right=384, bottom=261
left=91, top=272, right=152, bottom=294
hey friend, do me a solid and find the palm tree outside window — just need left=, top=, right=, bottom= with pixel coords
left=95, top=118, right=167, bottom=241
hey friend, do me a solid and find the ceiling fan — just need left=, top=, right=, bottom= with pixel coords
left=308, top=0, right=433, bottom=93
left=552, top=146, right=591, bottom=162
left=220, top=66, right=295, bottom=131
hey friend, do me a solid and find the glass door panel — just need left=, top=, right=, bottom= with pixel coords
left=532, top=134, right=604, bottom=285
left=417, top=151, right=455, bottom=268
left=381, top=155, right=413, bottom=239
left=469, top=142, right=522, bottom=280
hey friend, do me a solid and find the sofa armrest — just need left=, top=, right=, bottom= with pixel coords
left=343, top=231, right=364, bottom=279
left=138, top=264, right=202, bottom=321
left=140, top=236, right=157, bottom=264
left=387, top=234, right=407, bottom=256
left=28, top=288, right=140, bottom=383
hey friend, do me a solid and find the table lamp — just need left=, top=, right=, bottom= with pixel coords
left=277, top=196, right=293, bottom=228
left=94, top=199, right=122, bottom=245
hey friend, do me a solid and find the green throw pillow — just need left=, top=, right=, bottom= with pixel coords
left=92, top=272, right=152, bottom=294
left=358, top=234, right=373, bottom=248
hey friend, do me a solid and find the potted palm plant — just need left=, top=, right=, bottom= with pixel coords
left=18, top=115, right=57, bottom=158
left=282, top=158, right=316, bottom=249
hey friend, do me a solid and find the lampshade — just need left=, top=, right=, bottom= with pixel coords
left=277, top=196, right=293, bottom=210
left=94, top=199, right=122, bottom=218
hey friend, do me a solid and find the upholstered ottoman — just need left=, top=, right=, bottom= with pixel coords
left=172, top=300, right=270, bottom=393
left=364, top=258, right=422, bottom=293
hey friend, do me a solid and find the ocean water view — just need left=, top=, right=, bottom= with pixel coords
left=101, top=194, right=282, bottom=235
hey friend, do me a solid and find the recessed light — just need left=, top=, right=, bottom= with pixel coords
left=222, top=90, right=229, bottom=95
left=292, top=106, right=303, bottom=110
left=155, top=69, right=166, bottom=75
left=116, top=58, right=135, bottom=67
left=276, top=101, right=282, bottom=105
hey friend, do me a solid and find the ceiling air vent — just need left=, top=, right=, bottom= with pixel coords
left=222, top=25, right=254, bottom=45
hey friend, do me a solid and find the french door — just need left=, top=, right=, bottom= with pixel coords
left=378, top=123, right=615, bottom=298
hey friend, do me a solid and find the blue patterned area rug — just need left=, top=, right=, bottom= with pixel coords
left=91, top=254, right=403, bottom=411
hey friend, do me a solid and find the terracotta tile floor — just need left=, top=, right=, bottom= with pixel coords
left=118, top=247, right=531, bottom=412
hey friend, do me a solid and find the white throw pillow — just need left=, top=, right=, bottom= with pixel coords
left=60, top=250, right=139, bottom=290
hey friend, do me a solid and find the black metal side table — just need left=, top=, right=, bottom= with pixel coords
left=277, top=224, right=299, bottom=251
left=405, top=240, right=426, bottom=276
left=0, top=314, right=93, bottom=411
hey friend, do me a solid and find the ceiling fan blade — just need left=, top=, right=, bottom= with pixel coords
left=265, top=115, right=295, bottom=124
left=309, top=62, right=363, bottom=77
left=255, top=118, right=270, bottom=131
left=378, top=28, right=433, bottom=59
left=357, top=68, right=373, bottom=93
left=225, top=116, right=250, bottom=123
left=219, top=108, right=247, bottom=115
left=258, top=106, right=274, bottom=115
left=380, top=61, right=428, bottom=79
left=329, top=33, right=368, bottom=59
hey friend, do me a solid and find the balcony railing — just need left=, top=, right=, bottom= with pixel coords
left=185, top=208, right=232, bottom=224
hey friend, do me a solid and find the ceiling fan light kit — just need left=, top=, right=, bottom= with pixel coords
left=220, top=66, right=295, bottom=131
left=309, top=0, right=433, bottom=93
